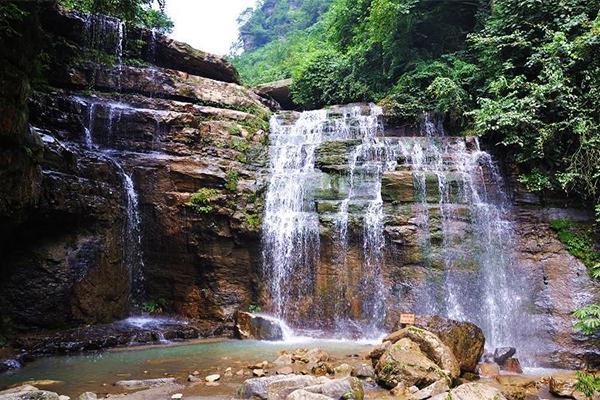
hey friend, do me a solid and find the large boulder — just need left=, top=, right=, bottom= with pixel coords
left=382, top=326, right=460, bottom=379
left=413, top=315, right=485, bottom=373
left=374, top=337, right=452, bottom=389
left=239, top=374, right=325, bottom=400
left=235, top=311, right=284, bottom=340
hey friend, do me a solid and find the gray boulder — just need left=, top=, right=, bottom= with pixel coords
left=303, top=377, right=364, bottom=400
left=238, top=374, right=325, bottom=400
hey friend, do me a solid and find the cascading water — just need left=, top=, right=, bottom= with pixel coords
left=262, top=104, right=392, bottom=338
left=81, top=97, right=147, bottom=306
left=392, top=114, right=529, bottom=356
left=263, top=105, right=532, bottom=358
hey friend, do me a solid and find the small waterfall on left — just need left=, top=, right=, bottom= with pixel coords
left=83, top=99, right=146, bottom=306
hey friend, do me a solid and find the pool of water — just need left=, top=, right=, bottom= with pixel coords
left=0, top=339, right=375, bottom=398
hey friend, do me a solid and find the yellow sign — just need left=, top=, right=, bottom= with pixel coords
left=399, top=313, right=416, bottom=325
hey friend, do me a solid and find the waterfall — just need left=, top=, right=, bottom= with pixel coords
left=262, top=104, right=391, bottom=337
left=82, top=98, right=146, bottom=306
left=393, top=114, right=527, bottom=354
left=263, top=104, right=531, bottom=356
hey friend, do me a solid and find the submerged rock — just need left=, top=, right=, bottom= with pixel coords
left=78, top=393, right=97, bottom=400
left=235, top=312, right=284, bottom=340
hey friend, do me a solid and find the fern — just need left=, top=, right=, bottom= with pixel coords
left=573, top=304, right=600, bottom=335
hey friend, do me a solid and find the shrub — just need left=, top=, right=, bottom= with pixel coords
left=186, top=188, right=219, bottom=214
left=225, top=171, right=240, bottom=192
left=576, top=371, right=600, bottom=398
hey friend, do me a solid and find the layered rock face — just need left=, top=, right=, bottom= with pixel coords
left=0, top=5, right=271, bottom=334
left=262, top=105, right=599, bottom=369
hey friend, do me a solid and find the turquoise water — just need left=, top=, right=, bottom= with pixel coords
left=0, top=339, right=373, bottom=398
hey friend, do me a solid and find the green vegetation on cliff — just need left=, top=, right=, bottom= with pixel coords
left=59, top=0, right=173, bottom=32
left=233, top=0, right=600, bottom=216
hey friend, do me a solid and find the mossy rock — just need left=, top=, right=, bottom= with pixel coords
left=381, top=170, right=415, bottom=203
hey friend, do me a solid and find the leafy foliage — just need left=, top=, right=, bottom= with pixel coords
left=573, top=304, right=600, bottom=335
left=225, top=171, right=240, bottom=192
left=248, top=304, right=262, bottom=313
left=141, top=298, right=167, bottom=314
left=235, top=0, right=333, bottom=52
left=470, top=0, right=600, bottom=204
left=186, top=188, right=219, bottom=214
left=550, top=219, right=600, bottom=278
left=576, top=371, right=600, bottom=398
left=59, top=0, right=173, bottom=32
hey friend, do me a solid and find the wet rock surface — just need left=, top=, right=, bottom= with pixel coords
left=235, top=312, right=284, bottom=340
left=1, top=4, right=271, bottom=344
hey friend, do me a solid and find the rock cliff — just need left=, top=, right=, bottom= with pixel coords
left=0, top=4, right=271, bottom=337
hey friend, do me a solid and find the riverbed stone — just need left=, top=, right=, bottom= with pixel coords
left=205, top=374, right=221, bottom=382
left=238, top=374, right=324, bottom=400
left=302, top=377, right=364, bottom=400
left=351, top=364, right=375, bottom=379
left=274, top=354, right=293, bottom=366
left=114, top=377, right=177, bottom=389
left=286, top=389, right=334, bottom=400
left=78, top=393, right=97, bottom=400
left=412, top=379, right=450, bottom=400
left=375, top=337, right=451, bottom=389
left=449, top=382, right=508, bottom=400
left=0, top=385, right=60, bottom=400
left=477, top=363, right=500, bottom=378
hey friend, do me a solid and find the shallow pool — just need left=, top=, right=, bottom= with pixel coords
left=0, top=339, right=375, bottom=398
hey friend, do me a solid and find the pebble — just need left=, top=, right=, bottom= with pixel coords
left=253, top=368, right=266, bottom=377
left=171, top=394, right=183, bottom=399
left=235, top=369, right=244, bottom=376
left=188, top=375, right=201, bottom=382
left=205, top=374, right=221, bottom=382
left=192, top=370, right=200, bottom=376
